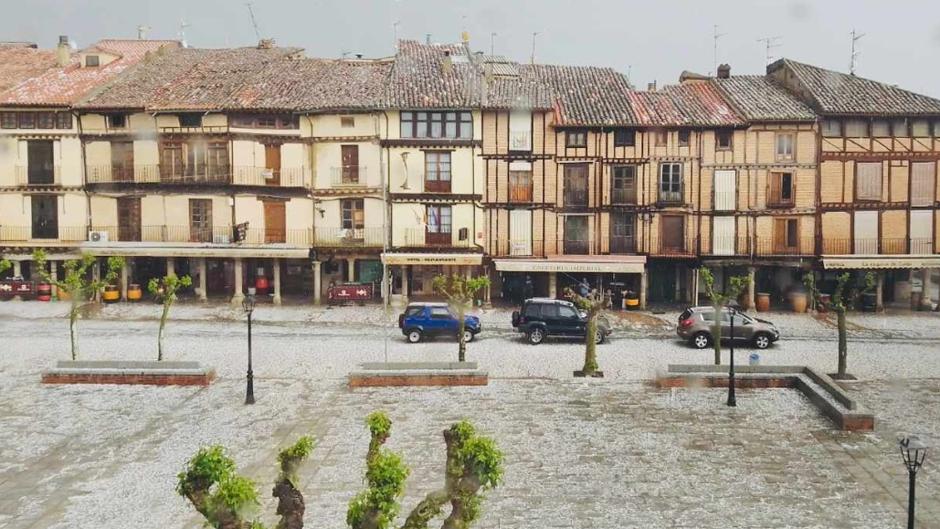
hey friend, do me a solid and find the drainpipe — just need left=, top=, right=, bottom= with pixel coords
left=380, top=110, right=391, bottom=306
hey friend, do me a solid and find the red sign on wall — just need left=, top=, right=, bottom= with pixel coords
left=327, top=283, right=373, bottom=304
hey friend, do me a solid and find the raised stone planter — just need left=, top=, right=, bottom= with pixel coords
left=349, top=361, right=487, bottom=387
left=41, top=360, right=215, bottom=386
left=656, top=364, right=874, bottom=431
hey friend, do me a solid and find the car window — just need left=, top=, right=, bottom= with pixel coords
left=541, top=304, right=559, bottom=318
left=720, top=311, right=731, bottom=323
left=430, top=307, right=451, bottom=319
left=405, top=306, right=423, bottom=317
left=700, top=312, right=715, bottom=322
left=523, top=304, right=541, bottom=318
left=558, top=306, right=579, bottom=319
left=679, top=309, right=693, bottom=320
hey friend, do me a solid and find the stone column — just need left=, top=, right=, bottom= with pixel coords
left=198, top=258, right=208, bottom=302
left=166, top=257, right=175, bottom=277
left=272, top=258, right=282, bottom=305
left=120, top=260, right=129, bottom=301
left=921, top=267, right=933, bottom=310
left=401, top=265, right=410, bottom=301
left=50, top=261, right=58, bottom=299
left=93, top=261, right=101, bottom=302
left=231, top=258, right=244, bottom=305
left=640, top=269, right=648, bottom=309
left=347, top=258, right=356, bottom=283
left=548, top=271, right=558, bottom=299
left=691, top=268, right=700, bottom=306
left=746, top=267, right=756, bottom=311
left=312, top=261, right=322, bottom=305
left=875, top=272, right=884, bottom=312
left=11, top=260, right=23, bottom=301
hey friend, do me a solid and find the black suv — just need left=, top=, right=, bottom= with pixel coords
left=511, top=298, right=612, bottom=345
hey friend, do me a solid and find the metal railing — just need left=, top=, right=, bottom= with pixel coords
left=314, top=227, right=384, bottom=247
left=509, top=130, right=532, bottom=151
left=85, top=164, right=230, bottom=184
left=610, top=188, right=637, bottom=205
left=14, top=165, right=61, bottom=186
left=647, top=236, right=699, bottom=256
left=658, top=190, right=684, bottom=204
left=0, top=225, right=86, bottom=242
left=86, top=225, right=312, bottom=245
left=233, top=166, right=310, bottom=187
left=823, top=238, right=934, bottom=255
left=754, top=237, right=814, bottom=256
left=330, top=166, right=368, bottom=186
left=157, top=125, right=230, bottom=134
left=400, top=228, right=472, bottom=248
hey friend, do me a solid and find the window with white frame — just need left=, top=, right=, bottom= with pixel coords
left=659, top=163, right=683, bottom=202
left=775, top=133, right=795, bottom=161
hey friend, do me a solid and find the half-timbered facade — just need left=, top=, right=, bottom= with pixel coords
left=769, top=59, right=940, bottom=308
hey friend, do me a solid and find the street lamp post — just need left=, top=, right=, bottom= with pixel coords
left=899, top=436, right=928, bottom=529
left=242, top=292, right=256, bottom=405
left=727, top=307, right=736, bottom=407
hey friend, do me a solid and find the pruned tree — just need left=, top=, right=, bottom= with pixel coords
left=348, top=411, right=504, bottom=529
left=33, top=249, right=124, bottom=360
left=699, top=268, right=749, bottom=365
left=431, top=274, right=490, bottom=362
left=148, top=273, right=193, bottom=361
left=177, top=436, right=315, bottom=529
left=563, top=287, right=608, bottom=377
left=803, top=271, right=876, bottom=378
left=0, top=257, right=10, bottom=275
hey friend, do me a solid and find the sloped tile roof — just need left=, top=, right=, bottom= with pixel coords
left=712, top=75, right=816, bottom=121
left=247, top=57, right=393, bottom=111
left=0, top=44, right=59, bottom=94
left=387, top=40, right=483, bottom=108
left=771, top=59, right=940, bottom=116
left=628, top=83, right=744, bottom=127
left=0, top=40, right=179, bottom=107
left=529, top=64, right=636, bottom=126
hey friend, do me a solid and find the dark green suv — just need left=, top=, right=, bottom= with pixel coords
left=511, top=298, right=611, bottom=345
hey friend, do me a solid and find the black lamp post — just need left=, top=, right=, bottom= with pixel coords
left=727, top=307, right=736, bottom=407
left=899, top=436, right=928, bottom=529
left=242, top=292, right=256, bottom=405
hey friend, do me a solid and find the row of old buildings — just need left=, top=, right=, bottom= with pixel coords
left=1, top=35, right=938, bottom=309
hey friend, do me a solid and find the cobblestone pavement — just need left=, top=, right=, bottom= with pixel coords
left=0, top=308, right=938, bottom=528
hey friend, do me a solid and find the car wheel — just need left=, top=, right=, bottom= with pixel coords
left=692, top=332, right=711, bottom=349
left=753, top=333, right=771, bottom=350
left=527, top=327, right=545, bottom=345
left=407, top=329, right=423, bottom=343
left=594, top=329, right=605, bottom=344
left=462, top=330, right=475, bottom=343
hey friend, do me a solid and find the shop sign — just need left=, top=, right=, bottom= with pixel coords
left=823, top=257, right=940, bottom=270
left=381, top=253, right=483, bottom=266
left=494, top=260, right=644, bottom=274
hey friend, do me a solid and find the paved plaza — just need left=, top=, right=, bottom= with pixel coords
left=0, top=303, right=938, bottom=528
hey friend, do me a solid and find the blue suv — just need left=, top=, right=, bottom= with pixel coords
left=398, top=302, right=482, bottom=343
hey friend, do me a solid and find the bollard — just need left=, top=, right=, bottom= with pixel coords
left=749, top=353, right=760, bottom=366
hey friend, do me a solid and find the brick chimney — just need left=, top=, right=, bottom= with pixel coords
left=647, top=81, right=657, bottom=92
left=717, top=63, right=731, bottom=79
left=257, top=38, right=276, bottom=49
left=56, top=35, right=70, bottom=67
left=442, top=50, right=453, bottom=74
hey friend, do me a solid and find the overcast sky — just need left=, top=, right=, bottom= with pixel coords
left=3, top=0, right=940, bottom=97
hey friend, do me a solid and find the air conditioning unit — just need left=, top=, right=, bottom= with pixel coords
left=87, top=231, right=109, bottom=243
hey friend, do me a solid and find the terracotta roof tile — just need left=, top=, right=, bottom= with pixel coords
left=0, top=40, right=179, bottom=107
left=0, top=44, right=59, bottom=94
left=712, top=75, right=816, bottom=121
left=771, top=59, right=940, bottom=116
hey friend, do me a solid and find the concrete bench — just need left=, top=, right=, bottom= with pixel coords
left=349, top=362, right=487, bottom=387
left=42, top=360, right=215, bottom=386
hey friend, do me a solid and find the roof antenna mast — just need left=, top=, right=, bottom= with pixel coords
left=756, top=35, right=782, bottom=66
left=137, top=25, right=151, bottom=40
left=490, top=32, right=497, bottom=55
left=245, top=2, right=262, bottom=41
left=850, top=28, right=865, bottom=75
left=531, top=32, right=539, bottom=65
left=393, top=21, right=400, bottom=50
left=713, top=25, right=726, bottom=76
left=178, top=19, right=190, bottom=48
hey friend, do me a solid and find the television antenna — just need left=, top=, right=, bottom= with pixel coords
left=178, top=19, right=190, bottom=47
left=490, top=32, right=497, bottom=55
left=393, top=20, right=400, bottom=49
left=850, top=28, right=865, bottom=74
left=136, top=25, right=151, bottom=40
left=245, top=2, right=262, bottom=41
left=756, top=35, right=782, bottom=65
left=531, top=32, right=539, bottom=64
left=713, top=25, right=726, bottom=75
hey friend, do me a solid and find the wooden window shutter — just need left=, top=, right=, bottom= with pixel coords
left=856, top=163, right=882, bottom=201
left=911, top=162, right=935, bottom=207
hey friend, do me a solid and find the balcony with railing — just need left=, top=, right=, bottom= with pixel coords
left=314, top=227, right=384, bottom=247
left=754, top=237, right=814, bottom=256
left=610, top=188, right=637, bottom=205
left=400, top=228, right=471, bottom=248
left=509, top=130, right=532, bottom=152
left=329, top=166, right=369, bottom=187
left=233, top=166, right=310, bottom=187
left=157, top=125, right=230, bottom=134
left=0, top=225, right=86, bottom=242
left=823, top=238, right=935, bottom=255
left=85, top=164, right=229, bottom=184
left=87, top=225, right=312, bottom=246
left=657, top=190, right=684, bottom=205
left=14, top=165, right=61, bottom=186
left=491, top=239, right=546, bottom=257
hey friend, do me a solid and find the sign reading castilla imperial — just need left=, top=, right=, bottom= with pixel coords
left=823, top=256, right=940, bottom=270
left=381, top=253, right=483, bottom=266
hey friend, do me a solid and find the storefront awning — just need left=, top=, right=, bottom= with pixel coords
left=82, top=243, right=310, bottom=259
left=493, top=256, right=646, bottom=274
left=381, top=253, right=483, bottom=266
left=822, top=256, right=940, bottom=270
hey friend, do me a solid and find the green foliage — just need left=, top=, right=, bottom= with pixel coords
left=432, top=274, right=490, bottom=363
left=699, top=267, right=749, bottom=365
left=366, top=411, right=392, bottom=440
left=176, top=445, right=236, bottom=497
left=347, top=450, right=409, bottom=529
left=0, top=258, right=10, bottom=275
left=207, top=474, right=261, bottom=516
left=459, top=436, right=504, bottom=490
left=803, top=270, right=877, bottom=378
left=277, top=435, right=315, bottom=467
left=147, top=273, right=193, bottom=300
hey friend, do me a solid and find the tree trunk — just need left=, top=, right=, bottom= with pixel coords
left=712, top=301, right=722, bottom=365
left=272, top=478, right=305, bottom=529
left=457, top=306, right=466, bottom=363
left=400, top=489, right=449, bottom=529
left=69, top=301, right=79, bottom=361
left=158, top=302, right=170, bottom=361
left=837, top=310, right=848, bottom=377
left=582, top=315, right=598, bottom=375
